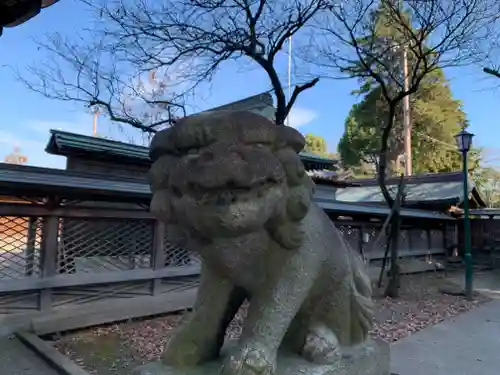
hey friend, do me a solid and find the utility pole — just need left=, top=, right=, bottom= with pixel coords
left=402, top=47, right=412, bottom=176
left=287, top=36, right=292, bottom=127
left=92, top=107, right=99, bottom=136
left=399, top=0, right=412, bottom=176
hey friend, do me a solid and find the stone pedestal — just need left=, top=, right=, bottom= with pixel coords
left=132, top=339, right=390, bottom=375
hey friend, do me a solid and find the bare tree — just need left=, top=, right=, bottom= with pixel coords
left=482, top=20, right=500, bottom=79
left=76, top=0, right=328, bottom=126
left=307, top=0, right=498, bottom=297
left=17, top=32, right=188, bottom=135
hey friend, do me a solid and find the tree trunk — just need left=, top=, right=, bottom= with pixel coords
left=385, top=210, right=401, bottom=298
left=377, top=174, right=405, bottom=296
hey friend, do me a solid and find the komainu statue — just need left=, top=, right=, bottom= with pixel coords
left=145, top=111, right=388, bottom=375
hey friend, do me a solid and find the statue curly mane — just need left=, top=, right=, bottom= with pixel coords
left=266, top=147, right=316, bottom=249
left=149, top=110, right=315, bottom=250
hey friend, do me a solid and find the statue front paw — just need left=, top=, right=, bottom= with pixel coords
left=162, top=329, right=216, bottom=367
left=221, top=343, right=276, bottom=375
left=301, top=323, right=342, bottom=365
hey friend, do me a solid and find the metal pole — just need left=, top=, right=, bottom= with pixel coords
left=287, top=36, right=292, bottom=127
left=462, top=150, right=473, bottom=300
left=93, top=108, right=99, bottom=136
left=402, top=47, right=412, bottom=176
left=398, top=0, right=412, bottom=175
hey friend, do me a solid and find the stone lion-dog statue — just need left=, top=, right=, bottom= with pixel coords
left=147, top=111, right=374, bottom=375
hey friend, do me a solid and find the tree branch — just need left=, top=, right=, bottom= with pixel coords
left=283, top=77, right=320, bottom=123
left=484, top=67, right=500, bottom=78
left=85, top=0, right=324, bottom=126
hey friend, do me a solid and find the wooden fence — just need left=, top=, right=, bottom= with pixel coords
left=457, top=216, right=500, bottom=266
left=336, top=220, right=455, bottom=262
left=0, top=201, right=454, bottom=316
left=0, top=200, right=200, bottom=317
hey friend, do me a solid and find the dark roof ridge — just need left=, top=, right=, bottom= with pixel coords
left=202, top=92, right=273, bottom=113
left=346, top=172, right=464, bottom=186
left=45, top=129, right=339, bottom=166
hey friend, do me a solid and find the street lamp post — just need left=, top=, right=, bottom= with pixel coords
left=455, top=128, right=475, bottom=301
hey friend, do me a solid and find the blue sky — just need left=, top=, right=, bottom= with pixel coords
left=1, top=0, right=500, bottom=170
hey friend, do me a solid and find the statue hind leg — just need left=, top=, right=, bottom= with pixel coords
left=300, top=275, right=373, bottom=364
left=280, top=294, right=344, bottom=365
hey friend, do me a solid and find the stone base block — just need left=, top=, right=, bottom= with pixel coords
left=132, top=339, right=390, bottom=375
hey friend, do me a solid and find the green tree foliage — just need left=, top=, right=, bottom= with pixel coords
left=303, top=134, right=341, bottom=163
left=338, top=52, right=472, bottom=174
left=338, top=104, right=379, bottom=168
left=334, top=0, right=488, bottom=180
left=304, top=134, right=328, bottom=156
left=473, top=166, right=500, bottom=208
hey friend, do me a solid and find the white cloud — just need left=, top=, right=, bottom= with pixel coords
left=287, top=107, right=317, bottom=128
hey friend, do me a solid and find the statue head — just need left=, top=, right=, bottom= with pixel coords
left=148, top=111, right=314, bottom=247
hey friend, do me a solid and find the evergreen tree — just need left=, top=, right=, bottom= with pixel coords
left=473, top=166, right=500, bottom=208
left=338, top=68, right=472, bottom=175
left=304, top=134, right=328, bottom=156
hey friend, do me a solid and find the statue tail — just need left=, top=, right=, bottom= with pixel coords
left=348, top=249, right=374, bottom=344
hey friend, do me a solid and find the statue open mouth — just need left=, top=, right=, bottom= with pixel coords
left=179, top=177, right=282, bottom=208
left=167, top=173, right=288, bottom=237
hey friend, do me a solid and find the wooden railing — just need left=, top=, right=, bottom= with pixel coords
left=336, top=220, right=451, bottom=260
left=0, top=201, right=200, bottom=313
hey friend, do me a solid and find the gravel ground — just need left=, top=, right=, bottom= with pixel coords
left=53, top=272, right=491, bottom=375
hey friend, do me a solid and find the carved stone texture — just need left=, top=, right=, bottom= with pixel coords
left=147, top=110, right=387, bottom=375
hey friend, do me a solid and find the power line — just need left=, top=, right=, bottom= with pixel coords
left=414, top=131, right=458, bottom=152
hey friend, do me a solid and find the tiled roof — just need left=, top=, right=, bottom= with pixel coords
left=202, top=92, right=274, bottom=113
left=0, top=163, right=150, bottom=202
left=336, top=173, right=485, bottom=207
left=43, top=128, right=484, bottom=207
left=45, top=130, right=152, bottom=164
left=46, top=92, right=339, bottom=168
left=46, top=130, right=338, bottom=169
left=345, top=172, right=465, bottom=186
left=306, top=170, right=358, bottom=187
left=0, top=163, right=453, bottom=221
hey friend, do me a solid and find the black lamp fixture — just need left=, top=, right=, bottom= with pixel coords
left=0, top=0, right=60, bottom=36
left=455, top=126, right=475, bottom=301
left=454, top=128, right=474, bottom=153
